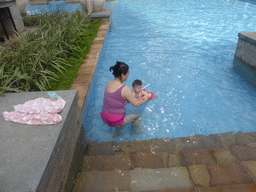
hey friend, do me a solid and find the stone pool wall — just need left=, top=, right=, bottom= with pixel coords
left=232, top=32, right=256, bottom=87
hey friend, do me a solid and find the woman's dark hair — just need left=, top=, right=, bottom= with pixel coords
left=132, top=79, right=142, bottom=88
left=110, top=61, right=129, bottom=78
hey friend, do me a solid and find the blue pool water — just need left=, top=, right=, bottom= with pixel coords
left=27, top=0, right=82, bottom=15
left=82, top=0, right=256, bottom=143
left=28, top=0, right=256, bottom=143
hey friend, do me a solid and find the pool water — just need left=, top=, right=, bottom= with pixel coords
left=27, top=0, right=82, bottom=15
left=82, top=0, right=256, bottom=143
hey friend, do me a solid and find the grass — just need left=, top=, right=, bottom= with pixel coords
left=0, top=10, right=103, bottom=95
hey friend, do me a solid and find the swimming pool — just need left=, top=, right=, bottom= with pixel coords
left=82, top=0, right=256, bottom=143
left=27, top=0, right=82, bottom=15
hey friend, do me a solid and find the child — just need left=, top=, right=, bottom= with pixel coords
left=132, top=79, right=149, bottom=100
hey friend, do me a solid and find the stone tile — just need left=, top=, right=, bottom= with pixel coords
left=90, top=44, right=103, bottom=49
left=88, top=47, right=102, bottom=54
left=219, top=183, right=256, bottom=192
left=97, top=30, right=108, bottom=37
left=83, top=153, right=132, bottom=171
left=130, top=167, right=194, bottom=191
left=77, top=97, right=85, bottom=112
left=219, top=132, right=236, bottom=149
left=93, top=39, right=105, bottom=44
left=120, top=138, right=175, bottom=153
left=230, top=145, right=256, bottom=161
left=120, top=140, right=152, bottom=153
left=242, top=161, right=256, bottom=182
left=179, top=149, right=216, bottom=166
left=94, top=36, right=105, bottom=41
left=213, top=149, right=237, bottom=164
left=130, top=152, right=164, bottom=169
left=98, top=141, right=120, bottom=155
left=173, top=134, right=223, bottom=152
left=83, top=58, right=99, bottom=67
left=236, top=132, right=256, bottom=148
left=188, top=164, right=210, bottom=187
left=168, top=153, right=181, bottom=167
left=73, top=75, right=93, bottom=85
left=195, top=186, right=222, bottom=192
left=206, top=162, right=254, bottom=186
left=73, top=170, right=131, bottom=192
left=161, top=152, right=169, bottom=168
left=85, top=141, right=119, bottom=156
left=148, top=138, right=176, bottom=152
left=77, top=65, right=96, bottom=76
left=99, top=24, right=109, bottom=31
left=86, top=53, right=99, bottom=60
left=197, top=134, right=223, bottom=150
left=173, top=137, right=197, bottom=152
left=70, top=84, right=90, bottom=97
left=148, top=187, right=195, bottom=192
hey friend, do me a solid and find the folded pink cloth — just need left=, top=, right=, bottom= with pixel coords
left=3, top=97, right=66, bottom=125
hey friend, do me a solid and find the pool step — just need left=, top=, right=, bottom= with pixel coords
left=72, top=138, right=256, bottom=192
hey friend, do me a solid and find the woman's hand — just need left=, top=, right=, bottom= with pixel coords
left=141, top=91, right=149, bottom=100
left=122, top=86, right=148, bottom=107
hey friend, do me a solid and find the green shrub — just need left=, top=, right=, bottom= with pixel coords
left=0, top=10, right=103, bottom=94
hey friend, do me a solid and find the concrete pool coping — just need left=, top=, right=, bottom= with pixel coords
left=0, top=90, right=85, bottom=191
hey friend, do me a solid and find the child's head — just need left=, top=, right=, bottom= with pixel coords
left=132, top=79, right=143, bottom=93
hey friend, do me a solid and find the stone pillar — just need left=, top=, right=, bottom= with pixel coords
left=93, top=0, right=105, bottom=12
left=80, top=0, right=106, bottom=15
left=0, top=1, right=25, bottom=37
left=232, top=32, right=256, bottom=87
left=66, top=0, right=81, bottom=3
left=16, top=0, right=29, bottom=15
left=29, top=0, right=48, bottom=5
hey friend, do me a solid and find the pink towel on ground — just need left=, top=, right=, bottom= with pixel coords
left=3, top=97, right=66, bottom=125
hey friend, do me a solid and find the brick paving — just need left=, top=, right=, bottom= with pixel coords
left=70, top=21, right=256, bottom=192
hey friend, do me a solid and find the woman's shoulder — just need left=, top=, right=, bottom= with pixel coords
left=121, top=85, right=132, bottom=95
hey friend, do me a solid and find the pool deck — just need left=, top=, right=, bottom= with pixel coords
left=71, top=20, right=256, bottom=191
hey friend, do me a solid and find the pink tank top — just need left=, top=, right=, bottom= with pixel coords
left=102, top=84, right=128, bottom=115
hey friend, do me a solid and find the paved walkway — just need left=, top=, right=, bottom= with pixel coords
left=70, top=20, right=256, bottom=191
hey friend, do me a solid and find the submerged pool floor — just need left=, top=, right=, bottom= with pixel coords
left=82, top=0, right=256, bottom=143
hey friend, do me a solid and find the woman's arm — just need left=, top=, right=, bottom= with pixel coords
left=122, top=86, right=148, bottom=107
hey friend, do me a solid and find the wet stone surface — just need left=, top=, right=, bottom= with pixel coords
left=207, top=162, right=254, bottom=186
left=242, top=161, right=256, bottom=182
left=213, top=149, right=237, bottom=164
left=188, top=164, right=210, bottom=187
left=82, top=153, right=132, bottom=171
left=179, top=149, right=217, bottom=166
left=130, top=152, right=164, bottom=169
left=130, top=167, right=194, bottom=191
left=73, top=170, right=131, bottom=192
left=168, top=153, right=181, bottom=167
left=219, top=132, right=236, bottom=149
left=230, top=145, right=256, bottom=161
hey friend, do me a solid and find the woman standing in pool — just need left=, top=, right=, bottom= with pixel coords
left=101, top=61, right=149, bottom=135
